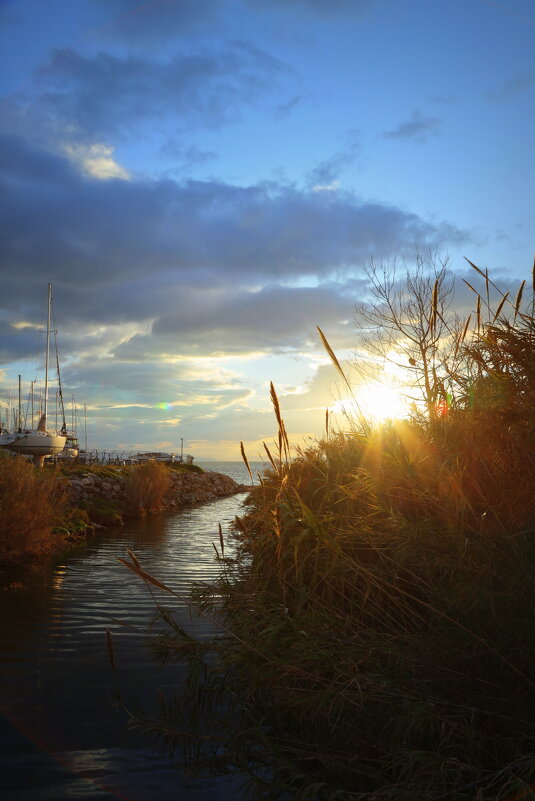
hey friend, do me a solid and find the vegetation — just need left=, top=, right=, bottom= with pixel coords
left=0, top=455, right=68, bottom=560
left=125, top=260, right=535, bottom=800
left=77, top=496, right=124, bottom=527
left=56, top=459, right=203, bottom=480
left=124, top=460, right=173, bottom=517
left=0, top=458, right=204, bottom=566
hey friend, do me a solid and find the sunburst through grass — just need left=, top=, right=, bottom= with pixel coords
left=123, top=259, right=535, bottom=801
left=332, top=376, right=412, bottom=423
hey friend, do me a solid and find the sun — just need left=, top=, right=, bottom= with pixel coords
left=332, top=379, right=411, bottom=424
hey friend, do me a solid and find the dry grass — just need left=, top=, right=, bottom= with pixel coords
left=176, top=410, right=535, bottom=800
left=124, top=460, right=172, bottom=517
left=0, top=455, right=68, bottom=559
left=130, top=264, right=535, bottom=800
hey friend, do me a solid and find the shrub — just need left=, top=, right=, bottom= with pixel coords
left=0, top=456, right=68, bottom=559
left=124, top=460, right=171, bottom=517
left=78, top=497, right=124, bottom=527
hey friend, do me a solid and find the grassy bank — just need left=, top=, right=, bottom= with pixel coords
left=0, top=458, right=203, bottom=566
left=130, top=267, right=535, bottom=800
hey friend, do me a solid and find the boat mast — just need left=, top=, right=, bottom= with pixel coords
left=44, top=283, right=51, bottom=425
left=18, top=375, right=22, bottom=432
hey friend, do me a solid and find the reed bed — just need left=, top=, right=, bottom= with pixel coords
left=0, top=455, right=68, bottom=559
left=130, top=263, right=535, bottom=800
left=124, top=460, right=172, bottom=517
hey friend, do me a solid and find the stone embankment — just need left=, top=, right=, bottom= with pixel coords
left=66, top=468, right=250, bottom=518
left=164, top=470, right=250, bottom=508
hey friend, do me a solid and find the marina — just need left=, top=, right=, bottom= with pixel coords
left=0, top=285, right=66, bottom=465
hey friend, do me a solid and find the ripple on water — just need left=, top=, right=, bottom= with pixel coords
left=0, top=491, right=250, bottom=800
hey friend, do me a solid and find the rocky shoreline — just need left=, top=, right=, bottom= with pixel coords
left=0, top=462, right=253, bottom=579
left=65, top=466, right=251, bottom=526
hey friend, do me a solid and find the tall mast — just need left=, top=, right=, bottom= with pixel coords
left=44, top=283, right=51, bottom=424
left=18, top=375, right=22, bottom=432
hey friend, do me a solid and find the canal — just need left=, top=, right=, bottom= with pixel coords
left=0, top=462, right=262, bottom=800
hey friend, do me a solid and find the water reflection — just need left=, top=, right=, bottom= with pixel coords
left=0, top=492, right=248, bottom=800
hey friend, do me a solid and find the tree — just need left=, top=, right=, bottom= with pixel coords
left=352, top=253, right=535, bottom=423
left=353, top=253, right=458, bottom=419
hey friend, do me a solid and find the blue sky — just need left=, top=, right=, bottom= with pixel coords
left=0, top=0, right=533, bottom=459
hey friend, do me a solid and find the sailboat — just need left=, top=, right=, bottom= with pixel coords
left=0, top=284, right=67, bottom=465
left=57, top=400, right=80, bottom=460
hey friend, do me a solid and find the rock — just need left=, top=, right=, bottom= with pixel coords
left=65, top=465, right=250, bottom=521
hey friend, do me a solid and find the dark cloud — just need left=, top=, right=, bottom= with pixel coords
left=306, top=130, right=361, bottom=187
left=0, top=133, right=467, bottom=364
left=113, top=282, right=362, bottom=359
left=382, top=109, right=441, bottom=142
left=31, top=41, right=291, bottom=140
left=489, top=71, right=535, bottom=101
left=159, top=141, right=218, bottom=171
left=0, top=321, right=44, bottom=365
left=89, top=0, right=220, bottom=45
left=0, top=133, right=466, bottom=322
left=246, top=0, right=372, bottom=18
left=274, top=94, right=302, bottom=119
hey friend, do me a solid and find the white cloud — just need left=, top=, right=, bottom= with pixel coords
left=64, top=142, right=130, bottom=180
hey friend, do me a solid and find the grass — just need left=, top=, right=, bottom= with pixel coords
left=0, top=459, right=205, bottom=566
left=59, top=460, right=204, bottom=524
left=124, top=262, right=535, bottom=800
left=124, top=460, right=173, bottom=517
left=0, top=454, right=68, bottom=560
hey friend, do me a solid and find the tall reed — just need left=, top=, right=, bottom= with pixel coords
left=0, top=455, right=68, bottom=558
left=124, top=460, right=171, bottom=517
left=129, top=266, right=535, bottom=800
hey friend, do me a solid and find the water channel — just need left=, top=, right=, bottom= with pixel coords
left=0, top=462, right=263, bottom=801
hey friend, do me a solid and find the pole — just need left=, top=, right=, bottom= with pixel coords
left=44, top=283, right=52, bottom=425
left=31, top=380, right=34, bottom=428
left=181, top=437, right=184, bottom=462
left=18, top=375, right=22, bottom=432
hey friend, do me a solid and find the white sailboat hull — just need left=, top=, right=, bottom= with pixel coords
left=0, top=430, right=67, bottom=456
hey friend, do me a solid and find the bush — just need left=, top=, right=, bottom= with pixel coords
left=124, top=461, right=171, bottom=517
left=78, top=497, right=124, bottom=527
left=0, top=457, right=68, bottom=559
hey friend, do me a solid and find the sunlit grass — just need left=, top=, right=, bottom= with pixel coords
left=0, top=455, right=68, bottom=559
left=127, top=261, right=535, bottom=800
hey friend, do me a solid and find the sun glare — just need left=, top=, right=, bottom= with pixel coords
left=332, top=379, right=411, bottom=424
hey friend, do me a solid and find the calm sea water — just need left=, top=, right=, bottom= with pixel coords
left=197, top=460, right=268, bottom=485
left=0, top=462, right=268, bottom=801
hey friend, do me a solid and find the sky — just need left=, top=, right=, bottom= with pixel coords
left=0, top=0, right=533, bottom=460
